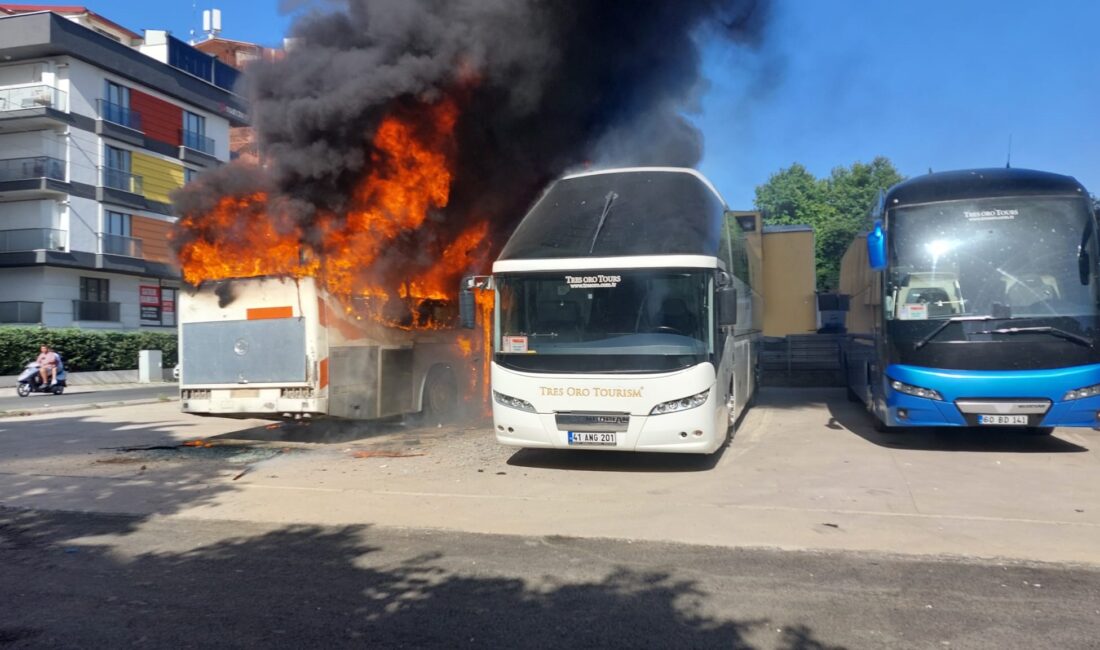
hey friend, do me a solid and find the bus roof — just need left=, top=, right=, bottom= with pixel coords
left=885, top=168, right=1088, bottom=207
left=497, top=168, right=726, bottom=261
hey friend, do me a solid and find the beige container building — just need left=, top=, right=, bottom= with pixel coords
left=838, top=233, right=881, bottom=335
left=760, top=224, right=817, bottom=337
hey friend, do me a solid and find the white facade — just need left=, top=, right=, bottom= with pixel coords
left=0, top=12, right=239, bottom=331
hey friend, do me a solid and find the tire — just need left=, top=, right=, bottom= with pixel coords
left=16, top=383, right=30, bottom=398
left=422, top=365, right=458, bottom=423
left=52, top=385, right=64, bottom=395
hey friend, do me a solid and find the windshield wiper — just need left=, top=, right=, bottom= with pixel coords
left=973, top=326, right=1093, bottom=349
left=588, top=191, right=618, bottom=254
left=913, top=315, right=1002, bottom=350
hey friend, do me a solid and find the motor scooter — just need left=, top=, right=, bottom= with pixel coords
left=16, top=357, right=67, bottom=397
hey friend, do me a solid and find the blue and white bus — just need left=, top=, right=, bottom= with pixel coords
left=843, top=168, right=1100, bottom=433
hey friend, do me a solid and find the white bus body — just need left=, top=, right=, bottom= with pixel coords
left=179, top=276, right=468, bottom=420
left=488, top=168, right=760, bottom=454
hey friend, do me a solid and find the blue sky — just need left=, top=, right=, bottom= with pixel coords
left=90, top=0, right=1100, bottom=208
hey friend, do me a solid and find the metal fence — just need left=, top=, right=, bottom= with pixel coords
left=181, top=129, right=215, bottom=155
left=97, top=99, right=143, bottom=131
left=761, top=334, right=844, bottom=386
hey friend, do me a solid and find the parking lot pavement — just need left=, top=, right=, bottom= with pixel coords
left=0, top=388, right=1098, bottom=565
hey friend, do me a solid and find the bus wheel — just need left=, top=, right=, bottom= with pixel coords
left=422, top=365, right=458, bottom=423
left=1023, top=427, right=1054, bottom=436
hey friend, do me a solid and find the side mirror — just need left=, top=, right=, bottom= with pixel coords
left=1079, top=250, right=1091, bottom=286
left=716, top=270, right=733, bottom=288
left=867, top=220, right=887, bottom=271
left=718, top=288, right=738, bottom=326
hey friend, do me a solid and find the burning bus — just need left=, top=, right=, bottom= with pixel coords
left=178, top=275, right=477, bottom=420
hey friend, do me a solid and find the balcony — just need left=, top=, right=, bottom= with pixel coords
left=179, top=129, right=218, bottom=167
left=98, top=232, right=143, bottom=258
left=0, top=85, right=67, bottom=112
left=0, top=156, right=67, bottom=198
left=96, top=99, right=144, bottom=145
left=0, top=156, right=65, bottom=182
left=73, top=299, right=120, bottom=322
left=0, top=85, right=68, bottom=130
left=0, top=301, right=42, bottom=324
left=0, top=228, right=66, bottom=253
left=100, top=167, right=143, bottom=194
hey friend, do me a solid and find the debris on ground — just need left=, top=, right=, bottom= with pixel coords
left=350, top=450, right=425, bottom=459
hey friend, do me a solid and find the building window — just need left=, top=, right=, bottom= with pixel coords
left=80, top=277, right=109, bottom=303
left=102, top=81, right=137, bottom=127
left=105, top=210, right=131, bottom=237
left=103, top=145, right=136, bottom=192
left=182, top=111, right=213, bottom=154
left=184, top=167, right=199, bottom=184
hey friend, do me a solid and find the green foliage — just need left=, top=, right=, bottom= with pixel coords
left=755, top=157, right=905, bottom=290
left=0, top=327, right=177, bottom=375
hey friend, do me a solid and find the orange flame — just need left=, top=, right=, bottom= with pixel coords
left=177, top=92, right=495, bottom=415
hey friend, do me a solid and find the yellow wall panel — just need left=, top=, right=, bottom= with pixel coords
left=132, top=152, right=185, bottom=204
left=762, top=230, right=817, bottom=337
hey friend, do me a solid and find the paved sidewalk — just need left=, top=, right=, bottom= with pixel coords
left=0, top=383, right=177, bottom=415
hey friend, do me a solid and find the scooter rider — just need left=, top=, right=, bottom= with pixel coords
left=36, top=345, right=59, bottom=387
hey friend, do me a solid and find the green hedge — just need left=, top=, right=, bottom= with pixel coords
left=0, top=327, right=178, bottom=375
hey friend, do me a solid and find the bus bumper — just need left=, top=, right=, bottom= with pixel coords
left=882, top=364, right=1100, bottom=429
left=180, top=387, right=327, bottom=418
left=492, top=392, right=724, bottom=454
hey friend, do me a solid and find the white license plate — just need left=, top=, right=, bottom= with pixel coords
left=978, top=414, right=1029, bottom=426
left=567, top=431, right=618, bottom=446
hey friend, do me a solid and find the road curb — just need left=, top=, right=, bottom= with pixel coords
left=0, top=396, right=179, bottom=419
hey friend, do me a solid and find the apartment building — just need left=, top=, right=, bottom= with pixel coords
left=0, top=6, right=247, bottom=329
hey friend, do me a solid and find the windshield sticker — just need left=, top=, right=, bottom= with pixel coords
left=964, top=208, right=1018, bottom=221
left=565, top=274, right=621, bottom=289
left=900, top=304, right=928, bottom=320
left=503, top=335, right=529, bottom=353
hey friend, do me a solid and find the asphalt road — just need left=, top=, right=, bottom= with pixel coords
left=2, top=507, right=1098, bottom=649
left=0, top=385, right=176, bottom=413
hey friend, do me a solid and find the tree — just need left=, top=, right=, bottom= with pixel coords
left=755, top=157, right=904, bottom=291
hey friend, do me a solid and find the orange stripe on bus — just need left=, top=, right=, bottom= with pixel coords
left=318, top=358, right=329, bottom=389
left=246, top=306, right=293, bottom=320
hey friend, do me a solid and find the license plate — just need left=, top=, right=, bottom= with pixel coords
left=978, top=414, right=1029, bottom=426
left=567, top=431, right=618, bottom=446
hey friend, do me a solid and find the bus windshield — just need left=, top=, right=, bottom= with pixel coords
left=887, top=196, right=1098, bottom=321
left=495, top=269, right=712, bottom=373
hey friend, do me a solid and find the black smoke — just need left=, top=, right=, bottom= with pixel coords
left=174, top=0, right=771, bottom=285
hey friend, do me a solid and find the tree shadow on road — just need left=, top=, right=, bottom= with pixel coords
left=0, top=507, right=852, bottom=649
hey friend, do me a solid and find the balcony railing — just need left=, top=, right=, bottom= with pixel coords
left=0, top=301, right=42, bottom=324
left=181, top=129, right=215, bottom=155
left=0, top=85, right=67, bottom=112
left=0, top=156, right=66, bottom=183
left=97, top=99, right=143, bottom=131
left=101, top=167, right=144, bottom=194
left=73, top=300, right=120, bottom=322
left=0, top=228, right=66, bottom=253
left=98, top=232, right=143, bottom=258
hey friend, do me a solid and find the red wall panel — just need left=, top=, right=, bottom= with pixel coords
left=130, top=89, right=182, bottom=146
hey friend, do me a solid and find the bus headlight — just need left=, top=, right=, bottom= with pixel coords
left=650, top=389, right=710, bottom=415
left=493, top=390, right=535, bottom=412
left=889, top=379, right=943, bottom=401
left=1063, top=383, right=1100, bottom=401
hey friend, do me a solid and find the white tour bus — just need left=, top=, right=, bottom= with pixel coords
left=481, top=167, right=759, bottom=454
